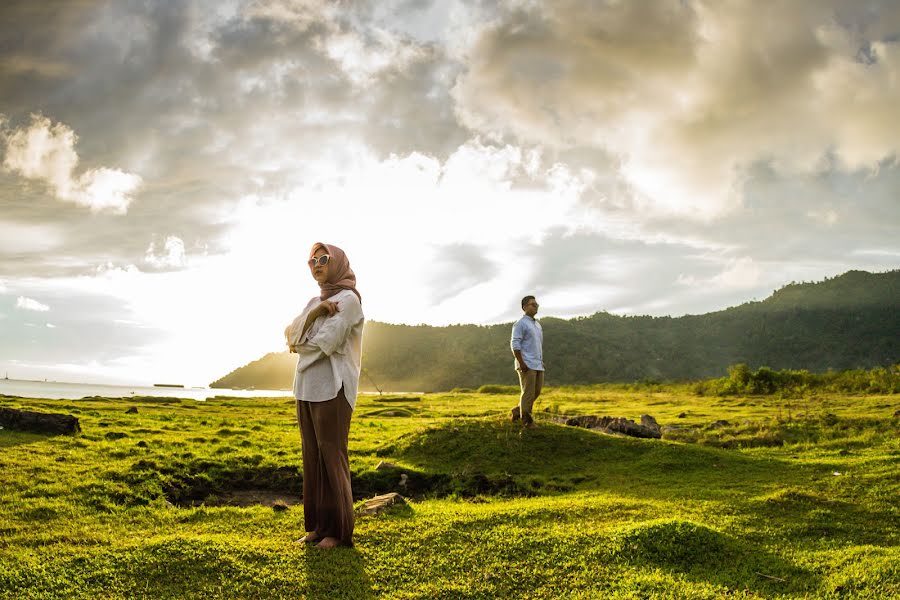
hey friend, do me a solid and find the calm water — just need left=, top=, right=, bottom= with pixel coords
left=0, top=379, right=293, bottom=401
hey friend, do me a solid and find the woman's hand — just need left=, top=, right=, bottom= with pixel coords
left=295, top=300, right=342, bottom=345
left=314, top=300, right=340, bottom=318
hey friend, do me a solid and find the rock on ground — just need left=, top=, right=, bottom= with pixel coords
left=564, top=415, right=662, bottom=439
left=357, top=492, right=406, bottom=516
left=0, top=407, right=81, bottom=435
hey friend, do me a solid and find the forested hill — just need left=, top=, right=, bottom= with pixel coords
left=211, top=270, right=900, bottom=392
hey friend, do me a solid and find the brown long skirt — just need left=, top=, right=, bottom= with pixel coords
left=296, top=387, right=354, bottom=546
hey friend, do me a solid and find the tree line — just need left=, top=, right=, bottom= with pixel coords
left=211, top=270, right=899, bottom=392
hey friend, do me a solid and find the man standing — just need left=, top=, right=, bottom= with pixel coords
left=510, top=295, right=544, bottom=428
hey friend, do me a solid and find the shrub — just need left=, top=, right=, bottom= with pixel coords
left=476, top=384, right=519, bottom=394
left=695, top=364, right=899, bottom=396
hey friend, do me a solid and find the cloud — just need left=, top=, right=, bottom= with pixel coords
left=1, top=114, right=142, bottom=213
left=321, top=26, right=427, bottom=87
left=16, top=296, right=49, bottom=312
left=426, top=243, right=498, bottom=304
left=0, top=0, right=469, bottom=278
left=677, top=257, right=761, bottom=290
left=0, top=220, right=65, bottom=255
left=144, top=235, right=187, bottom=270
left=453, top=0, right=900, bottom=218
left=0, top=0, right=897, bottom=385
left=0, top=53, right=71, bottom=78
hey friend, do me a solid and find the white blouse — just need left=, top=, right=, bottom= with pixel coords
left=286, top=289, right=365, bottom=409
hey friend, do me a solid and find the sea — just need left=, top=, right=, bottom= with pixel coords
left=0, top=378, right=293, bottom=401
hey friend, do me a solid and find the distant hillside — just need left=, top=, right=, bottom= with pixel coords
left=211, top=269, right=900, bottom=392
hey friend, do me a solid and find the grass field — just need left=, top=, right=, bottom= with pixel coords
left=1, top=386, right=897, bottom=599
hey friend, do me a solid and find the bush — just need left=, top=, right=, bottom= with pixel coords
left=695, top=364, right=899, bottom=396
left=476, top=384, right=519, bottom=394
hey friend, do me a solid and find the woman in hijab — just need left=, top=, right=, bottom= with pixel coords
left=284, top=242, right=364, bottom=548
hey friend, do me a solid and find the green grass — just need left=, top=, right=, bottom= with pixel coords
left=1, top=387, right=898, bottom=598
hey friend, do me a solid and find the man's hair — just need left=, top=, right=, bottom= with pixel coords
left=521, top=295, right=536, bottom=309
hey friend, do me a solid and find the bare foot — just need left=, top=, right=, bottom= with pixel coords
left=315, top=536, right=341, bottom=549
left=296, top=532, right=321, bottom=544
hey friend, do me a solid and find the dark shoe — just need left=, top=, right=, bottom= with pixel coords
left=510, top=406, right=521, bottom=421
left=522, top=412, right=534, bottom=426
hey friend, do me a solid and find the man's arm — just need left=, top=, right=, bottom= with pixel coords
left=512, top=349, right=528, bottom=372
left=510, top=320, right=529, bottom=372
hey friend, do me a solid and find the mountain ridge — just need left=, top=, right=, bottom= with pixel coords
left=211, top=269, right=900, bottom=392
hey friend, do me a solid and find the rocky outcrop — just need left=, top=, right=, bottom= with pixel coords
left=565, top=414, right=662, bottom=439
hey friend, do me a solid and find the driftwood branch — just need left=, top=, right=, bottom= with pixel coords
left=754, top=572, right=787, bottom=582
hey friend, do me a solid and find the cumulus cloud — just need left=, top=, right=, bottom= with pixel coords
left=16, top=296, right=49, bottom=312
left=453, top=0, right=900, bottom=218
left=1, top=114, right=142, bottom=213
left=242, top=0, right=426, bottom=87
left=321, top=26, right=427, bottom=86
left=144, top=235, right=187, bottom=270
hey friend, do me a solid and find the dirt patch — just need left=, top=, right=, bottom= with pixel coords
left=372, top=396, right=421, bottom=403
left=184, top=489, right=302, bottom=508
left=161, top=464, right=301, bottom=508
left=161, top=461, right=531, bottom=508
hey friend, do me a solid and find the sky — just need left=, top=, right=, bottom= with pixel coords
left=1, top=0, right=898, bottom=386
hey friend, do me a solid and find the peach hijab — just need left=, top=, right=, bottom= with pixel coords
left=310, top=242, right=361, bottom=303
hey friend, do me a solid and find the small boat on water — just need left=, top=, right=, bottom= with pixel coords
left=153, top=383, right=185, bottom=388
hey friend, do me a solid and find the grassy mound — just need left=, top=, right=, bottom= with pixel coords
left=377, top=417, right=794, bottom=501
left=612, top=519, right=812, bottom=593
left=614, top=520, right=733, bottom=569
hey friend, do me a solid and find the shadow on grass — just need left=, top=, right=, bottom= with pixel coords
left=0, top=430, right=55, bottom=448
left=303, top=545, right=374, bottom=600
left=748, top=486, right=900, bottom=547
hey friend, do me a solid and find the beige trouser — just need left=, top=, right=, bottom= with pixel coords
left=517, top=369, right=544, bottom=425
left=296, top=387, right=354, bottom=546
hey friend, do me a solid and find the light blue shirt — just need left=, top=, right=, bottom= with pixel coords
left=510, top=315, right=544, bottom=371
